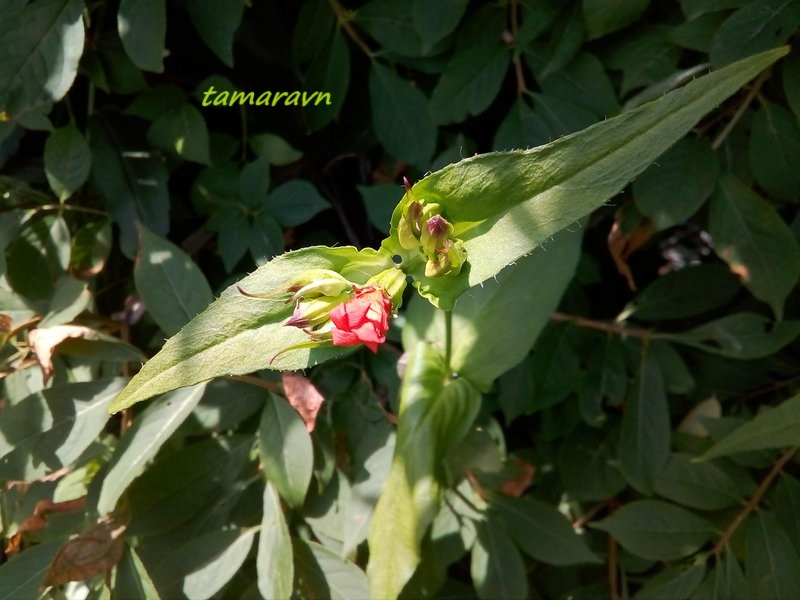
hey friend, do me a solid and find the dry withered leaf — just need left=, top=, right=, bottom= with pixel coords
left=500, top=456, right=536, bottom=497
left=608, top=220, right=652, bottom=291
left=43, top=511, right=128, bottom=587
left=29, top=325, right=97, bottom=383
left=6, top=497, right=87, bottom=555
left=282, top=372, right=325, bottom=432
left=0, top=313, right=11, bottom=347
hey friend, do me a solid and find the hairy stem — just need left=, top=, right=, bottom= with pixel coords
left=444, top=309, right=453, bottom=374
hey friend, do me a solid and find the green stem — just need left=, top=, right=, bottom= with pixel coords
left=444, top=309, right=453, bottom=374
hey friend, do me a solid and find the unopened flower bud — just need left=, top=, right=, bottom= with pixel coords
left=285, top=291, right=351, bottom=328
left=419, top=214, right=453, bottom=255
left=288, top=269, right=352, bottom=299
left=425, top=253, right=450, bottom=278
left=366, top=267, right=407, bottom=306
left=397, top=213, right=419, bottom=250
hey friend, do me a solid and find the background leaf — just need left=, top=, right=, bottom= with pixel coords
left=593, top=500, right=714, bottom=561
left=701, top=393, right=800, bottom=460
left=490, top=494, right=599, bottom=566
left=134, top=225, right=213, bottom=336
left=97, top=384, right=206, bottom=514
left=258, top=393, right=313, bottom=507
left=118, top=0, right=166, bottom=72
left=709, top=175, right=800, bottom=319
left=619, top=349, right=670, bottom=494
left=257, top=482, right=293, bottom=600
left=89, top=114, right=170, bottom=258
left=748, top=102, right=800, bottom=201
left=710, top=0, right=800, bottom=67
left=582, top=0, right=650, bottom=39
left=746, top=511, right=800, bottom=599
left=633, top=136, right=719, bottom=230
left=470, top=518, right=528, bottom=600
left=0, top=0, right=84, bottom=119
left=369, top=62, right=436, bottom=168
left=187, top=0, right=243, bottom=67
left=44, top=124, right=91, bottom=202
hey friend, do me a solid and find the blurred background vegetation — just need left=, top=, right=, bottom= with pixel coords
left=2, top=0, right=800, bottom=598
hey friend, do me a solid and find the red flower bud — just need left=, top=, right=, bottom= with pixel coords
left=329, top=286, right=393, bottom=353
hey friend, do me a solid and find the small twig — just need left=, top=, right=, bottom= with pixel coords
left=572, top=500, right=612, bottom=531
left=226, top=373, right=283, bottom=394
left=608, top=535, right=620, bottom=600
left=712, top=447, right=797, bottom=555
left=509, top=0, right=529, bottom=95
left=744, top=376, right=800, bottom=401
left=25, top=204, right=109, bottom=217
left=456, top=474, right=486, bottom=515
left=327, top=0, right=374, bottom=58
left=550, top=312, right=652, bottom=339
left=711, top=70, right=769, bottom=151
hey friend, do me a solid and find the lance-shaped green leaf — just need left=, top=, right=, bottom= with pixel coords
left=0, top=379, right=125, bottom=481
left=593, top=500, right=714, bottom=561
left=708, top=175, right=800, bottom=320
left=384, top=47, right=787, bottom=309
left=98, top=384, right=206, bottom=514
left=258, top=393, right=313, bottom=507
left=658, top=313, right=800, bottom=360
left=134, top=224, right=213, bottom=336
left=619, top=348, right=670, bottom=494
left=110, top=246, right=394, bottom=412
left=258, top=482, right=293, bottom=600
left=367, top=342, right=481, bottom=600
left=700, top=393, right=800, bottom=460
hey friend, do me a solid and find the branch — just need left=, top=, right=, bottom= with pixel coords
left=712, top=447, right=797, bottom=555
left=711, top=70, right=769, bottom=151
left=327, top=0, right=374, bottom=58
left=509, top=0, right=529, bottom=95
left=550, top=312, right=652, bottom=339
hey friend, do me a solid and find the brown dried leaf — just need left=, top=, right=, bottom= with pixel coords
left=0, top=313, right=10, bottom=347
left=608, top=220, right=651, bottom=291
left=282, top=372, right=325, bottom=432
left=43, top=512, right=128, bottom=587
left=29, top=325, right=96, bottom=383
left=500, top=457, right=536, bottom=497
left=6, top=497, right=88, bottom=556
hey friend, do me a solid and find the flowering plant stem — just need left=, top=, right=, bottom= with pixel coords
left=444, top=309, right=453, bottom=376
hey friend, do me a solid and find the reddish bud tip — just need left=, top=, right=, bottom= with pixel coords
left=426, top=215, right=449, bottom=237
left=403, top=176, right=412, bottom=190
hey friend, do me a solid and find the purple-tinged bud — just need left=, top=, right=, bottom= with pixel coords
left=420, top=214, right=453, bottom=255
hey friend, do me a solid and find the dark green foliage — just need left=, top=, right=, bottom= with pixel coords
left=1, top=1, right=800, bottom=599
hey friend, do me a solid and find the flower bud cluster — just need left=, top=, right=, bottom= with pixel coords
left=273, top=267, right=406, bottom=352
left=397, top=196, right=466, bottom=278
